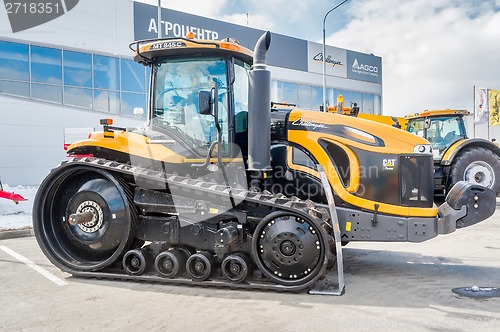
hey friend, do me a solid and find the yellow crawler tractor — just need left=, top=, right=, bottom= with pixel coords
left=33, top=32, right=496, bottom=293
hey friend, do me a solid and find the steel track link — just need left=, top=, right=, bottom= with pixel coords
left=49, top=157, right=335, bottom=293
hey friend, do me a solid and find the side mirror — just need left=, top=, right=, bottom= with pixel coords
left=198, top=90, right=212, bottom=115
left=424, top=118, right=431, bottom=129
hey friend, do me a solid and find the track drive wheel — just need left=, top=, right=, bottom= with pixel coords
left=252, top=211, right=328, bottom=287
left=33, top=165, right=136, bottom=272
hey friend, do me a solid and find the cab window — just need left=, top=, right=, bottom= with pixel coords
left=153, top=57, right=229, bottom=156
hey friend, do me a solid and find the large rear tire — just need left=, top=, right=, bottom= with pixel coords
left=33, top=165, right=136, bottom=272
left=448, top=147, right=500, bottom=196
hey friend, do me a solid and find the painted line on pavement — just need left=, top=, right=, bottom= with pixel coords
left=0, top=245, right=67, bottom=286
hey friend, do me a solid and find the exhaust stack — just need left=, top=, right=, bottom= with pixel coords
left=248, top=31, right=271, bottom=171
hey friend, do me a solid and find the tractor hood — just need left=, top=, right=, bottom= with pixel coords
left=288, top=110, right=432, bottom=155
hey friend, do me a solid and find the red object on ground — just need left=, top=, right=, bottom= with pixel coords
left=0, top=190, right=27, bottom=204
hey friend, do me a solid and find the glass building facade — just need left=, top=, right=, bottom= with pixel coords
left=0, top=39, right=148, bottom=119
left=0, top=39, right=381, bottom=117
left=271, top=80, right=381, bottom=114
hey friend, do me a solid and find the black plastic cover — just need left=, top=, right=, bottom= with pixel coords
left=445, top=181, right=496, bottom=228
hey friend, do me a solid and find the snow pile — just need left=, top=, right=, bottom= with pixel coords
left=0, top=184, right=37, bottom=231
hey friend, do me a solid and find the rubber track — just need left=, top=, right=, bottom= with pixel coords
left=54, top=157, right=334, bottom=292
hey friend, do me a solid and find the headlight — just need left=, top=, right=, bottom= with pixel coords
left=414, top=144, right=432, bottom=154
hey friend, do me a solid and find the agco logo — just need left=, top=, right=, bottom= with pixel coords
left=383, top=159, right=396, bottom=171
left=352, top=59, right=379, bottom=75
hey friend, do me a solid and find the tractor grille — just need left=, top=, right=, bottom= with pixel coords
left=349, top=147, right=434, bottom=208
left=399, top=155, right=433, bottom=208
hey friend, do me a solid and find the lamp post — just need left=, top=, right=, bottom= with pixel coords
left=322, top=0, right=348, bottom=112
left=157, top=0, right=162, bottom=38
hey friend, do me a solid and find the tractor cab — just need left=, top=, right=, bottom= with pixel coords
left=405, top=110, right=468, bottom=160
left=130, top=35, right=254, bottom=160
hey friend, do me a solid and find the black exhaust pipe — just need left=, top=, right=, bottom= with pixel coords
left=248, top=31, right=271, bottom=171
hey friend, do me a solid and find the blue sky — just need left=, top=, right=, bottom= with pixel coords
left=142, top=0, right=500, bottom=116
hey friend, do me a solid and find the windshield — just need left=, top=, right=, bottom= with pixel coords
left=153, top=57, right=229, bottom=156
left=407, top=116, right=465, bottom=159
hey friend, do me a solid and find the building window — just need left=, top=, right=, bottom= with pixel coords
left=0, top=40, right=29, bottom=98
left=31, top=46, right=62, bottom=84
left=63, top=50, right=92, bottom=88
left=278, top=81, right=298, bottom=105
left=94, top=89, right=120, bottom=113
left=32, top=84, right=62, bottom=103
left=93, top=55, right=119, bottom=90
left=64, top=87, right=92, bottom=109
left=297, top=84, right=312, bottom=109
left=0, top=80, right=29, bottom=97
left=121, top=92, right=146, bottom=118
left=311, top=86, right=322, bottom=111
left=121, top=58, right=145, bottom=93
left=0, top=41, right=29, bottom=81
left=351, top=91, right=362, bottom=110
left=362, top=93, right=374, bottom=114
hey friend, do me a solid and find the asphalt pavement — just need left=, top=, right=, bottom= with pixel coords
left=1, top=209, right=500, bottom=331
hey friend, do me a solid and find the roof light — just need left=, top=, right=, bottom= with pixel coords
left=100, top=118, right=113, bottom=125
left=220, top=42, right=240, bottom=52
left=186, top=31, right=195, bottom=39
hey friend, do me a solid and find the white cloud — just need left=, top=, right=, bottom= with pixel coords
left=330, top=0, right=500, bottom=115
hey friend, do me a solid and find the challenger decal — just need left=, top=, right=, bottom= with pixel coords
left=291, top=118, right=328, bottom=130
left=290, top=120, right=385, bottom=147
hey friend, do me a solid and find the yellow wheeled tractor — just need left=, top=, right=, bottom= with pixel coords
left=405, top=110, right=500, bottom=199
left=33, top=32, right=496, bottom=293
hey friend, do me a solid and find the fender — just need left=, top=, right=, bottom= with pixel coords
left=440, top=138, right=500, bottom=166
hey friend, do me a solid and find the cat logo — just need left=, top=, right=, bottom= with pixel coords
left=383, top=158, right=396, bottom=170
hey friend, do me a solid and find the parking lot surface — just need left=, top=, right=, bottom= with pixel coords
left=1, top=209, right=500, bottom=331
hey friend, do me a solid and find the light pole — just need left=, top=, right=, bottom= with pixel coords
left=157, top=0, right=162, bottom=38
left=322, top=0, right=348, bottom=112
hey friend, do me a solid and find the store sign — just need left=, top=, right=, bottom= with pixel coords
left=346, top=50, right=382, bottom=84
left=307, top=41, right=347, bottom=78
left=133, top=2, right=308, bottom=72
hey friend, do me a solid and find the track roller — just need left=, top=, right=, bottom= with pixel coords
left=154, top=248, right=189, bottom=278
left=221, top=253, right=252, bottom=283
left=122, top=249, right=152, bottom=276
left=186, top=251, right=214, bottom=281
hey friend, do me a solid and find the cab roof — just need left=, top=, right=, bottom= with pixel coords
left=404, top=109, right=470, bottom=120
left=130, top=36, right=254, bottom=65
